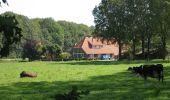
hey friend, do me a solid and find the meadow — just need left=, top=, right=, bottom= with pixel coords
left=0, top=60, right=170, bottom=100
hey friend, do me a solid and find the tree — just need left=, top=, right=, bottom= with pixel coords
left=0, top=10, right=94, bottom=59
left=58, top=21, right=93, bottom=52
left=59, top=52, right=71, bottom=61
left=93, top=0, right=128, bottom=59
left=39, top=18, right=64, bottom=47
left=124, top=0, right=153, bottom=59
left=153, top=0, right=170, bottom=59
left=22, top=39, right=43, bottom=61
left=44, top=44, right=62, bottom=61
left=93, top=0, right=170, bottom=60
left=0, top=14, right=22, bottom=57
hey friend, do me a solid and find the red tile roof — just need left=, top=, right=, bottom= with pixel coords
left=73, top=37, right=119, bottom=55
left=74, top=39, right=84, bottom=48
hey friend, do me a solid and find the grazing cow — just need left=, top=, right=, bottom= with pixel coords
left=20, top=71, right=37, bottom=78
left=128, top=64, right=164, bottom=82
left=142, top=64, right=163, bottom=82
left=132, top=66, right=143, bottom=75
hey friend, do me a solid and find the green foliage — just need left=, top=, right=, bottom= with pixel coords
left=59, top=52, right=71, bottom=60
left=93, top=0, right=170, bottom=60
left=0, top=12, right=22, bottom=57
left=0, top=12, right=93, bottom=59
left=93, top=0, right=129, bottom=58
left=44, top=44, right=62, bottom=60
left=58, top=21, right=93, bottom=51
left=17, top=14, right=39, bottom=41
left=22, top=39, right=43, bottom=61
left=0, top=12, right=44, bottom=58
left=39, top=18, right=64, bottom=47
left=53, top=86, right=90, bottom=100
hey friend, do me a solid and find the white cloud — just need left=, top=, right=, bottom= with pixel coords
left=0, top=0, right=101, bottom=26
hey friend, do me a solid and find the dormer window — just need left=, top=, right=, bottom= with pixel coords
left=88, top=40, right=104, bottom=49
left=99, top=45, right=103, bottom=48
left=92, top=45, right=103, bottom=49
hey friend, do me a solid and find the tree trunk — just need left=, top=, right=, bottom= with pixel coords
left=160, top=22, right=167, bottom=60
left=162, top=38, right=166, bottom=60
left=132, top=36, right=136, bottom=60
left=141, top=34, right=145, bottom=59
left=147, top=34, right=151, bottom=61
left=162, top=34, right=167, bottom=60
left=118, top=40, right=122, bottom=60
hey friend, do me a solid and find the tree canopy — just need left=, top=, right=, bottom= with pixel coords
left=58, top=21, right=93, bottom=51
left=93, top=0, right=170, bottom=60
left=0, top=12, right=22, bottom=57
left=0, top=12, right=93, bottom=60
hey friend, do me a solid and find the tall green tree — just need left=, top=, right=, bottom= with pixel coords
left=153, top=0, right=170, bottom=59
left=93, top=0, right=128, bottom=59
left=22, top=39, right=43, bottom=61
left=0, top=13, right=22, bottom=57
left=125, top=0, right=145, bottom=59
left=93, top=0, right=170, bottom=60
left=1, top=12, right=41, bottom=58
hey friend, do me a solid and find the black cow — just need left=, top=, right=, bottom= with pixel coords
left=132, top=66, right=143, bottom=75
left=142, top=64, right=163, bottom=82
left=128, top=64, right=164, bottom=82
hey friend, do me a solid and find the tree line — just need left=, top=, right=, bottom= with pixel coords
left=0, top=12, right=93, bottom=60
left=93, top=0, right=170, bottom=60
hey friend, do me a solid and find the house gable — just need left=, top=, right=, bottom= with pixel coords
left=81, top=37, right=119, bottom=55
left=72, top=37, right=119, bottom=59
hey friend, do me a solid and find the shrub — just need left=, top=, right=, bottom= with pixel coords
left=52, top=86, right=90, bottom=100
left=59, top=52, right=71, bottom=61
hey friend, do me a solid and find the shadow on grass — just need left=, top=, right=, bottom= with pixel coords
left=55, top=60, right=170, bottom=66
left=1, top=69, right=170, bottom=100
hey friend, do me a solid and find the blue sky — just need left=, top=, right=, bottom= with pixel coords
left=0, top=0, right=101, bottom=26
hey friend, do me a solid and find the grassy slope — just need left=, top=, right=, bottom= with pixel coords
left=0, top=60, right=170, bottom=100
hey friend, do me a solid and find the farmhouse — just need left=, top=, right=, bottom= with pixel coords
left=71, top=37, right=120, bottom=60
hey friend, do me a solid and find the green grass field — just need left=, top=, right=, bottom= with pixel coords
left=0, top=60, right=170, bottom=100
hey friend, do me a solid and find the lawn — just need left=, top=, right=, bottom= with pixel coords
left=0, top=60, right=170, bottom=100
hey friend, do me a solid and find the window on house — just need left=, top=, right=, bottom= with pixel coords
left=99, top=45, right=103, bottom=48
left=92, top=45, right=103, bottom=49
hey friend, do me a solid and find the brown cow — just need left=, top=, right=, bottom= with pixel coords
left=20, top=71, right=37, bottom=78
